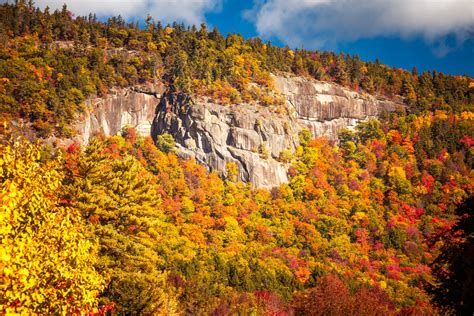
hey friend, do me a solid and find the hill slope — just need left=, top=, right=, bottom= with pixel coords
left=1, top=2, right=473, bottom=315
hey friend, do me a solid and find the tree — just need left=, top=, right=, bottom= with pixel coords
left=361, top=76, right=375, bottom=94
left=65, top=138, right=178, bottom=314
left=291, top=52, right=305, bottom=75
left=0, top=138, right=104, bottom=314
left=430, top=197, right=474, bottom=315
left=355, top=119, right=384, bottom=143
left=292, top=274, right=395, bottom=315
left=334, top=55, right=349, bottom=86
left=226, top=161, right=239, bottom=182
left=402, top=79, right=417, bottom=107
left=387, top=166, right=412, bottom=195
left=156, top=133, right=176, bottom=153
left=298, top=128, right=313, bottom=147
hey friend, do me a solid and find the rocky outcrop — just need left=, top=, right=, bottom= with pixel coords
left=76, top=74, right=402, bottom=187
left=151, top=93, right=298, bottom=188
left=151, top=75, right=402, bottom=187
left=76, top=84, right=162, bottom=143
left=274, top=74, right=401, bottom=139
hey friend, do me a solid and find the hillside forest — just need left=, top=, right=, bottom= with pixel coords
left=1, top=1, right=474, bottom=315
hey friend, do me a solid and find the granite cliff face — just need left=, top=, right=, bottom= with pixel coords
left=151, top=92, right=298, bottom=188
left=150, top=75, right=401, bottom=187
left=75, top=84, right=161, bottom=144
left=274, top=75, right=400, bottom=139
left=76, top=75, right=402, bottom=187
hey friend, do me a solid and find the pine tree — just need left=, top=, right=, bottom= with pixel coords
left=334, top=55, right=349, bottom=86
left=65, top=138, right=177, bottom=314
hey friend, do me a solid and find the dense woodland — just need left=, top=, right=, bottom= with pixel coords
left=1, top=1, right=474, bottom=315
left=0, top=1, right=473, bottom=136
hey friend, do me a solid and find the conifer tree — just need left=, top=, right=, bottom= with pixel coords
left=65, top=138, right=177, bottom=314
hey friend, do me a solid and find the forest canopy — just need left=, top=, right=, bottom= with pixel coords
left=0, top=1, right=473, bottom=314
left=0, top=1, right=472, bottom=137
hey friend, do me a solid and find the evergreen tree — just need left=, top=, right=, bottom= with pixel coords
left=65, top=138, right=177, bottom=314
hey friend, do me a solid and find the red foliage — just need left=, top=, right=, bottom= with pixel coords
left=124, top=127, right=137, bottom=143
left=87, top=302, right=115, bottom=316
left=288, top=166, right=298, bottom=178
left=348, top=178, right=360, bottom=191
left=437, top=148, right=448, bottom=161
left=386, top=264, right=401, bottom=280
left=459, top=136, right=474, bottom=147
left=254, top=291, right=287, bottom=315
left=421, top=171, right=435, bottom=193
left=292, top=274, right=396, bottom=315
left=66, top=142, right=80, bottom=154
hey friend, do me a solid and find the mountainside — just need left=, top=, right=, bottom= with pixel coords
left=75, top=74, right=401, bottom=187
left=1, top=2, right=473, bottom=315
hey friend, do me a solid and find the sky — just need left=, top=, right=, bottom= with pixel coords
left=6, top=0, right=474, bottom=76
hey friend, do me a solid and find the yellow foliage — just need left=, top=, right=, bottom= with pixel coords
left=260, top=95, right=274, bottom=106
left=413, top=114, right=431, bottom=129
left=226, top=162, right=239, bottom=182
left=352, top=211, right=368, bottom=223
left=388, top=166, right=407, bottom=180
left=434, top=110, right=448, bottom=121
left=0, top=139, right=105, bottom=314
left=146, top=41, right=157, bottom=51
left=459, top=111, right=474, bottom=120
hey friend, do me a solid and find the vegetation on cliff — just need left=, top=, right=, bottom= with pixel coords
left=0, top=1, right=472, bottom=137
left=0, top=1, right=473, bottom=314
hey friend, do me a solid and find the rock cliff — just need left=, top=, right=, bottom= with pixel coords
left=274, top=74, right=400, bottom=139
left=75, top=84, right=161, bottom=144
left=76, top=75, right=402, bottom=187
left=151, top=92, right=298, bottom=188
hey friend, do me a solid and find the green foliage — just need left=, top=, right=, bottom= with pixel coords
left=355, top=119, right=385, bottom=143
left=156, top=133, right=175, bottom=153
left=64, top=138, right=178, bottom=314
left=298, top=128, right=313, bottom=147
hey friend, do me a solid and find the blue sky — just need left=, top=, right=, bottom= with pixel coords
left=23, top=0, right=474, bottom=76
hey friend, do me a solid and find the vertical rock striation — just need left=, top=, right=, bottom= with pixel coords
left=274, top=74, right=401, bottom=139
left=151, top=92, right=298, bottom=188
left=76, top=75, right=402, bottom=187
left=76, top=85, right=161, bottom=144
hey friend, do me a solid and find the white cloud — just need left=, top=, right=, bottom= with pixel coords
left=246, top=0, right=474, bottom=51
left=32, top=0, right=221, bottom=25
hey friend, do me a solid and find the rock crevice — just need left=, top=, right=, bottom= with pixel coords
left=151, top=91, right=296, bottom=188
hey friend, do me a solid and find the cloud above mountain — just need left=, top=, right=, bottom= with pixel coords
left=31, top=0, right=222, bottom=25
left=246, top=0, right=474, bottom=51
